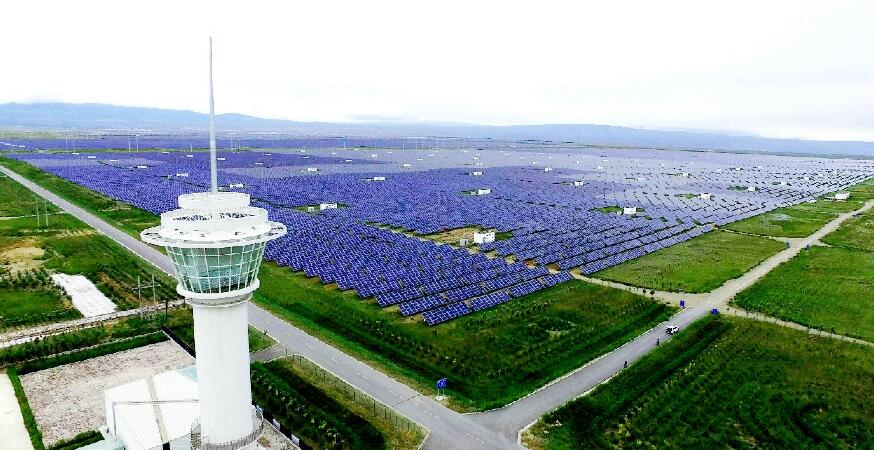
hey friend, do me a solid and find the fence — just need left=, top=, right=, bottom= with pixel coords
left=279, top=353, right=421, bottom=435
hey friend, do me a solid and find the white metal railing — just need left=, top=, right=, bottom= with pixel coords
left=190, top=407, right=265, bottom=450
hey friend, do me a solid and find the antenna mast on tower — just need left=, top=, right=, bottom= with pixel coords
left=208, top=37, right=218, bottom=192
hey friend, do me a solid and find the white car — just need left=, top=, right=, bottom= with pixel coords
left=665, top=325, right=680, bottom=335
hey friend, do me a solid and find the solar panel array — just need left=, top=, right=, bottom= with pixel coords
left=7, top=143, right=874, bottom=325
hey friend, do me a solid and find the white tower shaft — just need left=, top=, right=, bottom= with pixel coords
left=208, top=37, right=218, bottom=193
left=192, top=297, right=254, bottom=444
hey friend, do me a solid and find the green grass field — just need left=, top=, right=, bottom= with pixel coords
left=593, top=229, right=784, bottom=293
left=3, top=154, right=676, bottom=411
left=732, top=246, right=874, bottom=342
left=0, top=175, right=54, bottom=217
left=821, top=207, right=874, bottom=252
left=525, top=316, right=874, bottom=450
left=725, top=197, right=864, bottom=238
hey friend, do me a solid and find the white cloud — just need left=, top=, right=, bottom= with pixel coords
left=0, top=0, right=871, bottom=140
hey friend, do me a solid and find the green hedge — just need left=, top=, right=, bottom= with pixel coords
left=8, top=368, right=46, bottom=450
left=17, top=332, right=167, bottom=374
left=47, top=430, right=103, bottom=450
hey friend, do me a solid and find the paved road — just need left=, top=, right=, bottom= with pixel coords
left=0, top=374, right=33, bottom=450
left=6, top=163, right=869, bottom=449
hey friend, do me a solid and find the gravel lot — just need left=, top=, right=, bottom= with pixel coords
left=21, top=340, right=194, bottom=446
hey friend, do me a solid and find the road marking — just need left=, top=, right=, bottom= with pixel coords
left=465, top=432, right=485, bottom=444
left=388, top=390, right=399, bottom=397
left=304, top=342, right=313, bottom=349
left=424, top=410, right=439, bottom=419
left=357, top=372, right=369, bottom=380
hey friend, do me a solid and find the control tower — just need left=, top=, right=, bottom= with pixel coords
left=141, top=38, right=286, bottom=449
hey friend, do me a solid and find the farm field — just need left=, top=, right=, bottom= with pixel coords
left=0, top=175, right=177, bottom=330
left=2, top=156, right=675, bottom=411
left=253, top=358, right=424, bottom=450
left=0, top=213, right=177, bottom=330
left=724, top=196, right=864, bottom=237
left=592, top=229, right=784, bottom=293
left=732, top=246, right=874, bottom=342
left=524, top=316, right=874, bottom=450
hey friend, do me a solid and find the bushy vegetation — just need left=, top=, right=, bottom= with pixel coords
left=0, top=310, right=190, bottom=367
left=255, top=268, right=673, bottom=410
left=0, top=268, right=81, bottom=329
left=281, top=356, right=424, bottom=450
left=593, top=230, right=783, bottom=293
left=251, top=361, right=386, bottom=449
left=16, top=332, right=166, bottom=374
left=733, top=246, right=874, bottom=342
left=165, top=308, right=276, bottom=353
left=526, top=317, right=874, bottom=449
left=725, top=197, right=864, bottom=237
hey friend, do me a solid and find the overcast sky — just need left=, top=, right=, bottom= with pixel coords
left=1, top=1, right=872, bottom=141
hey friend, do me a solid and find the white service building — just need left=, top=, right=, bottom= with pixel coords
left=473, top=231, right=496, bottom=244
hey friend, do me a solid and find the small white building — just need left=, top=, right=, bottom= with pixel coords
left=700, top=193, right=712, bottom=199
left=623, top=207, right=638, bottom=215
left=459, top=238, right=469, bottom=246
left=473, top=231, right=496, bottom=244
left=319, top=202, right=338, bottom=211
left=105, top=368, right=200, bottom=450
left=471, top=171, right=483, bottom=176
left=306, top=206, right=316, bottom=213
left=747, top=186, right=757, bottom=192
left=835, top=192, right=851, bottom=201
left=475, top=188, right=491, bottom=196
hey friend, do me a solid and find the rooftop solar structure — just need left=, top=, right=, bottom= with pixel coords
left=7, top=143, right=874, bottom=324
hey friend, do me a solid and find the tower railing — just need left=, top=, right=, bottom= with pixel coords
left=190, top=407, right=265, bottom=450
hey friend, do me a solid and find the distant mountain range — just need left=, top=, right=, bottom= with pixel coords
left=2, top=102, right=873, bottom=157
